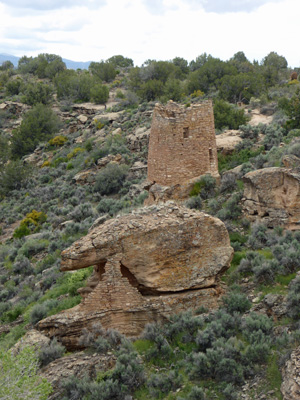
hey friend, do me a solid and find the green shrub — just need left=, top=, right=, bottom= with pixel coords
left=5, top=78, right=23, bottom=95
left=185, top=195, right=202, bottom=210
left=190, top=174, right=216, bottom=199
left=239, top=124, right=261, bottom=140
left=48, top=135, right=67, bottom=147
left=185, top=386, right=206, bottom=400
left=220, top=173, right=237, bottom=193
left=62, top=343, right=144, bottom=400
left=89, top=61, right=117, bottom=82
left=214, top=100, right=248, bottom=130
left=216, top=194, right=242, bottom=223
left=94, top=163, right=129, bottom=195
left=11, top=104, right=61, bottom=159
left=286, top=276, right=300, bottom=319
left=30, top=299, right=58, bottom=324
left=93, top=336, right=111, bottom=353
left=187, top=352, right=210, bottom=378
left=12, top=255, right=33, bottom=276
left=0, top=346, right=52, bottom=400
left=21, top=82, right=53, bottom=106
left=67, top=147, right=84, bottom=160
left=13, top=210, right=47, bottom=238
left=69, top=202, right=94, bottom=222
left=279, top=88, right=300, bottom=130
left=147, top=370, right=182, bottom=398
left=1, top=303, right=25, bottom=323
left=38, top=338, right=65, bottom=367
left=0, top=161, right=32, bottom=198
left=247, top=223, right=268, bottom=249
left=91, top=84, right=109, bottom=104
left=262, top=124, right=285, bottom=150
left=12, top=224, right=31, bottom=239
left=222, top=291, right=251, bottom=314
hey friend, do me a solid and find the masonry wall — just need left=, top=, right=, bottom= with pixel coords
left=147, top=100, right=218, bottom=186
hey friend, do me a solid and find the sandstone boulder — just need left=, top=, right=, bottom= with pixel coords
left=41, top=352, right=116, bottom=400
left=243, top=167, right=300, bottom=229
left=216, top=130, right=242, bottom=155
left=38, top=203, right=233, bottom=349
left=77, top=114, right=88, bottom=124
left=12, top=329, right=50, bottom=355
left=60, top=203, right=232, bottom=291
left=281, top=346, right=300, bottom=400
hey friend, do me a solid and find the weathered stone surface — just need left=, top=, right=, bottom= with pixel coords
left=282, top=154, right=300, bottom=169
left=144, top=175, right=217, bottom=205
left=216, top=130, right=242, bottom=155
left=40, top=352, right=116, bottom=400
left=281, top=346, right=300, bottom=400
left=147, top=101, right=219, bottom=187
left=37, top=203, right=233, bottom=349
left=243, top=167, right=300, bottom=229
left=0, top=101, right=29, bottom=115
left=251, top=294, right=288, bottom=318
left=112, top=127, right=122, bottom=136
left=127, top=126, right=150, bottom=152
left=249, top=108, right=273, bottom=125
left=93, top=111, right=124, bottom=122
left=77, top=114, right=88, bottom=123
left=60, top=203, right=232, bottom=291
left=128, top=161, right=147, bottom=180
left=12, top=329, right=50, bottom=354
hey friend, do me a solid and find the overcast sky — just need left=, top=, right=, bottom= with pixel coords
left=0, top=0, right=299, bottom=67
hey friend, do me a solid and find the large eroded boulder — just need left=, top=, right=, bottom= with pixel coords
left=38, top=203, right=233, bottom=349
left=243, top=167, right=300, bottom=229
left=61, top=202, right=232, bottom=291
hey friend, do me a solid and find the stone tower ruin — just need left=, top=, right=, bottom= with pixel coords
left=147, top=100, right=219, bottom=186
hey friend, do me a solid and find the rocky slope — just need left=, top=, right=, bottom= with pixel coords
left=37, top=202, right=233, bottom=349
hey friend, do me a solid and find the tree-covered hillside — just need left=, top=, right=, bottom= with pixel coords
left=0, top=51, right=300, bottom=399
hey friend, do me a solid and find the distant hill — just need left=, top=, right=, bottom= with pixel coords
left=0, top=53, right=91, bottom=70
left=0, top=53, right=20, bottom=68
left=62, top=58, right=91, bottom=70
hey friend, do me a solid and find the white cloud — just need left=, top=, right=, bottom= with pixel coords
left=0, top=0, right=299, bottom=67
left=0, top=0, right=106, bottom=11
left=142, top=0, right=283, bottom=14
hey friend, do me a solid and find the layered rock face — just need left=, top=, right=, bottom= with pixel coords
left=243, top=167, right=300, bottom=229
left=38, top=203, right=233, bottom=349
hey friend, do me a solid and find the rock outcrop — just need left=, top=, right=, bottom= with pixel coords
left=243, top=167, right=300, bottom=229
left=144, top=176, right=212, bottom=205
left=216, top=130, right=242, bottom=155
left=281, top=346, right=300, bottom=400
left=12, top=329, right=50, bottom=355
left=38, top=203, right=233, bottom=349
left=126, top=126, right=150, bottom=153
left=282, top=154, right=300, bottom=169
left=41, top=352, right=116, bottom=400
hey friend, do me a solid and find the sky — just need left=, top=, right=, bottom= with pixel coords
left=0, top=0, right=299, bottom=67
